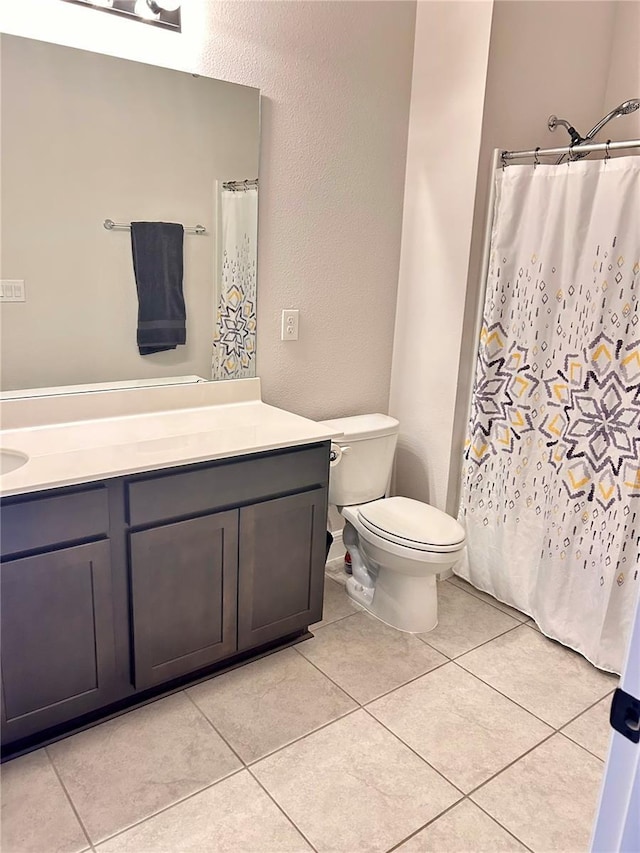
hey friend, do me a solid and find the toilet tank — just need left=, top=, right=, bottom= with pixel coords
left=320, top=414, right=399, bottom=506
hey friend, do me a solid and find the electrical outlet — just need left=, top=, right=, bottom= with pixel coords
left=0, top=280, right=26, bottom=302
left=281, top=309, right=299, bottom=341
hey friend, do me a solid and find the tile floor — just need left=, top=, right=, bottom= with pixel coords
left=1, top=568, right=617, bottom=853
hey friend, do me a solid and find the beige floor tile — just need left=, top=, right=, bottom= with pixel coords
left=396, top=800, right=528, bottom=852
left=311, top=575, right=361, bottom=629
left=562, top=694, right=614, bottom=760
left=0, top=749, right=89, bottom=853
left=418, top=582, right=521, bottom=658
left=253, top=709, right=460, bottom=853
left=297, top=611, right=447, bottom=704
left=472, top=734, right=604, bottom=852
left=187, top=647, right=357, bottom=763
left=96, top=770, right=311, bottom=852
left=47, top=691, right=241, bottom=844
left=448, top=576, right=528, bottom=621
left=457, top=624, right=617, bottom=728
left=369, top=662, right=552, bottom=792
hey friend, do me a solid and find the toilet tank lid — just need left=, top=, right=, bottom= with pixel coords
left=319, top=414, right=399, bottom=441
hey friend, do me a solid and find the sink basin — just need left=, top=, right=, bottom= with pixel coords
left=0, top=449, right=29, bottom=475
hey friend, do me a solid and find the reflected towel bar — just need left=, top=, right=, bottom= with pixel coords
left=222, top=179, right=258, bottom=191
left=103, top=219, right=206, bottom=234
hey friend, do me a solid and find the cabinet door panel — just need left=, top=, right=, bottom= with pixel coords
left=130, top=511, right=238, bottom=689
left=238, top=489, right=327, bottom=651
left=1, top=540, right=116, bottom=740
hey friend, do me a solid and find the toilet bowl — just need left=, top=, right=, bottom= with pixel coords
left=321, top=415, right=465, bottom=633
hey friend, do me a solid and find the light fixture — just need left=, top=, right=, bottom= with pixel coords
left=134, top=0, right=160, bottom=20
left=60, top=0, right=182, bottom=32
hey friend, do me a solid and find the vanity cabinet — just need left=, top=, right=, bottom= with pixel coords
left=0, top=488, right=118, bottom=744
left=130, top=510, right=238, bottom=689
left=0, top=442, right=330, bottom=754
left=238, top=489, right=326, bottom=650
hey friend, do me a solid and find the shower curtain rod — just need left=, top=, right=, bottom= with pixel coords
left=502, top=138, right=640, bottom=162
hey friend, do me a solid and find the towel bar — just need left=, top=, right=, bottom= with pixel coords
left=103, top=219, right=206, bottom=234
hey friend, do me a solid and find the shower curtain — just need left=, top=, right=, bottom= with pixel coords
left=211, top=185, right=258, bottom=380
left=458, top=155, right=640, bottom=674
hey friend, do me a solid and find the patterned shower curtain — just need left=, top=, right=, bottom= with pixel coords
left=458, top=155, right=640, bottom=674
left=211, top=185, right=258, bottom=380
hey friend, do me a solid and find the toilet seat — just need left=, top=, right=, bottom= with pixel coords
left=357, top=496, right=465, bottom=554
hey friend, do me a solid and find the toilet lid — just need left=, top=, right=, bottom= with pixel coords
left=358, top=497, right=465, bottom=551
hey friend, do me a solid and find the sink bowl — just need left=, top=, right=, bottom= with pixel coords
left=0, top=449, right=29, bottom=475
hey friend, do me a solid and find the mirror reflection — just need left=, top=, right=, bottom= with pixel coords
left=0, top=35, right=260, bottom=395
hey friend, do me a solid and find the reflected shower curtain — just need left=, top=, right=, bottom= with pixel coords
left=211, top=185, right=258, bottom=380
left=458, top=156, right=640, bottom=673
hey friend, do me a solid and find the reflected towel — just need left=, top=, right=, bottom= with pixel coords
left=130, top=222, right=186, bottom=355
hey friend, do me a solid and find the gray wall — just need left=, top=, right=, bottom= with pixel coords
left=0, top=0, right=417, bottom=417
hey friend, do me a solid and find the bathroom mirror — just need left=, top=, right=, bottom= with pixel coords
left=0, top=34, right=260, bottom=395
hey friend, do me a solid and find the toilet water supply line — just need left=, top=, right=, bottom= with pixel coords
left=329, top=440, right=373, bottom=595
left=342, top=522, right=375, bottom=604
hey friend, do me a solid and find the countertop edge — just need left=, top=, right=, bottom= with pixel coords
left=0, top=431, right=339, bottom=499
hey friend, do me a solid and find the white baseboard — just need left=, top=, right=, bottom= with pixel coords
left=327, top=528, right=345, bottom=562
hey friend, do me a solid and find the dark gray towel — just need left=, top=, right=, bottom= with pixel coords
left=130, top=222, right=186, bottom=355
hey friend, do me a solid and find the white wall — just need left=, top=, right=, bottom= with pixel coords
left=388, top=0, right=494, bottom=511
left=0, top=0, right=416, bottom=418
left=1, top=35, right=258, bottom=391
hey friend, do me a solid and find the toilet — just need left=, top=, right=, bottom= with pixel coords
left=321, top=414, right=465, bottom=633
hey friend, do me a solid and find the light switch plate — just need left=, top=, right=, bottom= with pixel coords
left=0, top=280, right=26, bottom=302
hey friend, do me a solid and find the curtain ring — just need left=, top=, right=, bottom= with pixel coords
left=534, top=147, right=540, bottom=169
left=501, top=150, right=508, bottom=170
left=604, top=139, right=611, bottom=164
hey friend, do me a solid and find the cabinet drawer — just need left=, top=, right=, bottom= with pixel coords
left=1, top=487, right=109, bottom=558
left=126, top=443, right=330, bottom=527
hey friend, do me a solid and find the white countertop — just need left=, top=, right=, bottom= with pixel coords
left=0, top=378, right=340, bottom=497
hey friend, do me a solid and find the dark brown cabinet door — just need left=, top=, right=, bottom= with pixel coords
left=238, top=488, right=327, bottom=651
left=129, top=510, right=238, bottom=689
left=1, top=540, right=116, bottom=742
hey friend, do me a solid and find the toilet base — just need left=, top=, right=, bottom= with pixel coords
left=346, top=568, right=438, bottom=633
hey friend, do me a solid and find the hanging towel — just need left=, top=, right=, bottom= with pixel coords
left=130, top=222, right=186, bottom=355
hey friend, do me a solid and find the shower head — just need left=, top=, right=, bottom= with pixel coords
left=618, top=99, right=640, bottom=115
left=584, top=99, right=640, bottom=140
left=548, top=99, right=639, bottom=163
